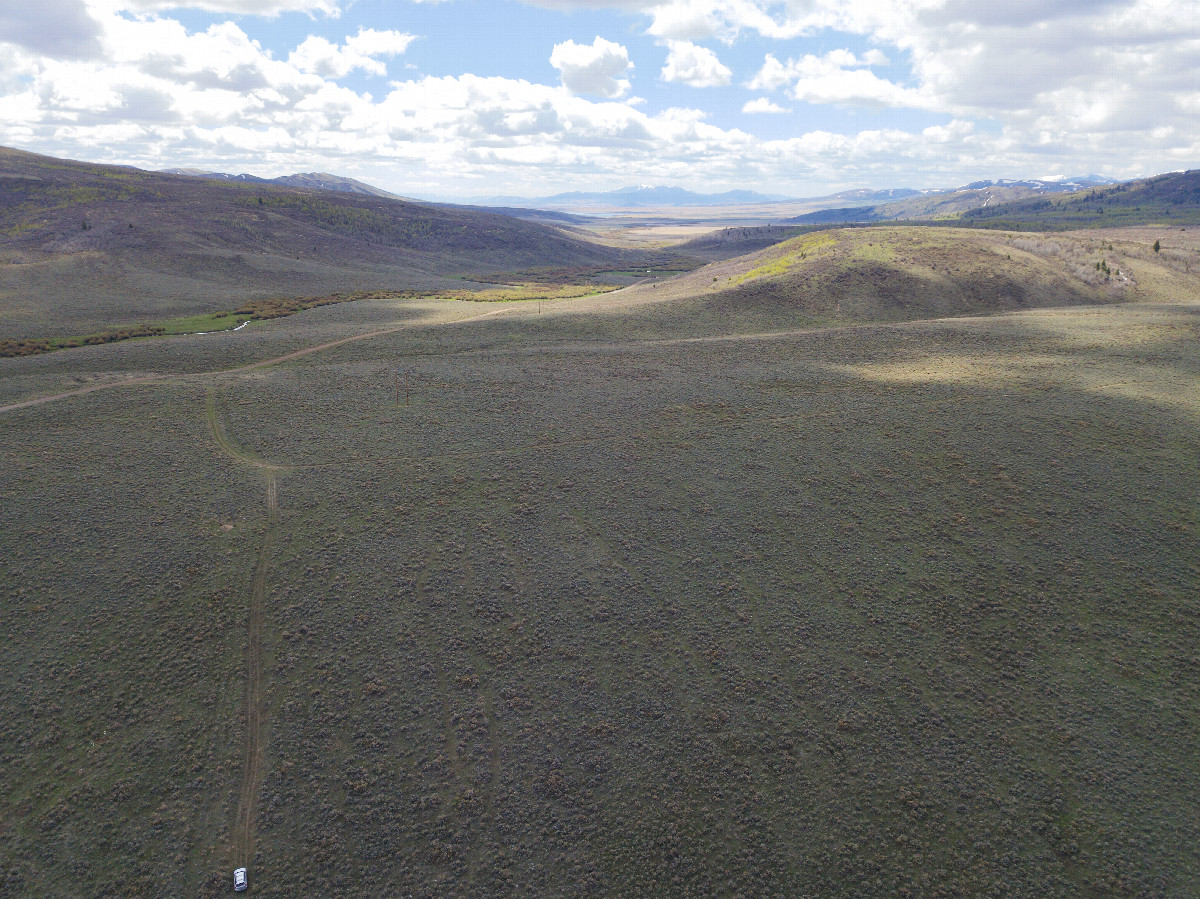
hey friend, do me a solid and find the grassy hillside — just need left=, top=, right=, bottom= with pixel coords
left=625, top=226, right=1198, bottom=337
left=0, top=147, right=667, bottom=338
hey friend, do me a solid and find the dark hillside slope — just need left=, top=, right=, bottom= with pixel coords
left=959, top=169, right=1200, bottom=230
left=778, top=177, right=1128, bottom=227
left=673, top=225, right=811, bottom=261
left=784, top=205, right=882, bottom=225
left=0, top=147, right=640, bottom=337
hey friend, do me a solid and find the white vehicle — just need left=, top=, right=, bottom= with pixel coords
left=233, top=867, right=247, bottom=892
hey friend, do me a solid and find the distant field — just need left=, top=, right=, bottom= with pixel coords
left=2, top=222, right=1198, bottom=896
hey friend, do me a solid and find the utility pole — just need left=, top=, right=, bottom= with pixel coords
left=405, top=369, right=410, bottom=407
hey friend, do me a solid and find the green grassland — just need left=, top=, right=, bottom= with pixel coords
left=1, top=224, right=1199, bottom=896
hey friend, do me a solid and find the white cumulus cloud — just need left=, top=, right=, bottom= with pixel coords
left=748, top=50, right=927, bottom=109
left=743, top=97, right=788, bottom=113
left=549, top=36, right=632, bottom=98
left=289, top=28, right=415, bottom=78
left=660, top=40, right=732, bottom=87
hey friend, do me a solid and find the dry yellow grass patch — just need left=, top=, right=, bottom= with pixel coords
left=830, top=300, right=1200, bottom=419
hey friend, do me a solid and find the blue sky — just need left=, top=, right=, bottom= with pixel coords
left=215, top=1, right=939, bottom=138
left=1, top=1, right=1198, bottom=198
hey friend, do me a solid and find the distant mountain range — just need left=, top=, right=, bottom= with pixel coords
left=477, top=185, right=798, bottom=208
left=957, top=169, right=1200, bottom=230
left=471, top=181, right=1122, bottom=212
left=161, top=168, right=406, bottom=200
left=161, top=174, right=797, bottom=208
left=470, top=182, right=1133, bottom=212
left=159, top=170, right=1126, bottom=218
left=959, top=176, right=1119, bottom=191
left=780, top=176, right=1124, bottom=225
left=821, top=187, right=929, bottom=202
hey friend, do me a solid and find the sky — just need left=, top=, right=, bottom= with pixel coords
left=1, top=0, right=1199, bottom=199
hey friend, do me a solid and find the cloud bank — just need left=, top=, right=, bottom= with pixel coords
left=0, top=0, right=1196, bottom=196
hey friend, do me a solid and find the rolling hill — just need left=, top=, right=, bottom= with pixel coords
left=630, top=224, right=1198, bottom=332
left=957, top=169, right=1200, bottom=230
left=161, top=168, right=408, bottom=200
left=671, top=225, right=813, bottom=261
left=779, top=176, right=1121, bottom=226
left=0, top=147, right=660, bottom=338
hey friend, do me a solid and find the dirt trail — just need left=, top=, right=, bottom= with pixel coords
left=205, top=390, right=289, bottom=472
left=3, top=292, right=1194, bottom=418
left=233, top=476, right=274, bottom=871
left=1, top=299, right=1163, bottom=417
left=0, top=316, right=891, bottom=416
left=0, top=305, right=519, bottom=415
left=207, top=387, right=281, bottom=875
left=221, top=305, right=515, bottom=375
left=0, top=375, right=163, bottom=414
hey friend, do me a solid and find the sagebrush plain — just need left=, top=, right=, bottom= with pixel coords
left=2, top=153, right=1200, bottom=897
